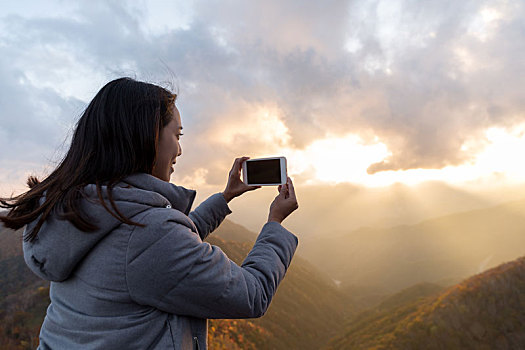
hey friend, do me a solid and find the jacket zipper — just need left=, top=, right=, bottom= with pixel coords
left=166, top=318, right=176, bottom=349
left=193, top=336, right=200, bottom=350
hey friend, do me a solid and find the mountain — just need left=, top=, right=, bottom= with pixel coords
left=0, top=227, right=48, bottom=350
left=0, top=224, right=23, bottom=260
left=0, top=220, right=355, bottom=350
left=213, top=219, right=258, bottom=244
left=209, top=221, right=356, bottom=349
left=302, top=198, right=525, bottom=294
left=326, top=282, right=444, bottom=349
left=231, top=181, right=525, bottom=242
left=328, top=256, right=525, bottom=349
left=0, top=226, right=48, bottom=300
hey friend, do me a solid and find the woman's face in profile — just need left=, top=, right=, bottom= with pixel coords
left=152, top=106, right=183, bottom=182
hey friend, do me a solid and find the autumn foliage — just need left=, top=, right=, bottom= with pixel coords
left=329, top=257, right=525, bottom=349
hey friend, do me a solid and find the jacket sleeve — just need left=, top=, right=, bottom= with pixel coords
left=188, top=193, right=232, bottom=240
left=126, top=210, right=298, bottom=319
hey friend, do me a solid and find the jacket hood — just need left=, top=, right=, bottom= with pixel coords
left=23, top=173, right=196, bottom=282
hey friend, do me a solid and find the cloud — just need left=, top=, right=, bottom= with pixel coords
left=199, top=0, right=525, bottom=171
left=1, top=0, right=524, bottom=195
left=0, top=49, right=85, bottom=194
left=183, top=0, right=525, bottom=174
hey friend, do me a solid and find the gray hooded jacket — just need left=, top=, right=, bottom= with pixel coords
left=23, top=173, right=298, bottom=349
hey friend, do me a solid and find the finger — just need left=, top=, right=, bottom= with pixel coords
left=231, top=157, right=242, bottom=173
left=287, top=177, right=296, bottom=199
left=228, top=158, right=239, bottom=176
left=233, top=156, right=250, bottom=175
left=279, top=183, right=289, bottom=198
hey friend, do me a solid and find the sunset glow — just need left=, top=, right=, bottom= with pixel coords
left=281, top=124, right=525, bottom=187
left=284, top=134, right=390, bottom=185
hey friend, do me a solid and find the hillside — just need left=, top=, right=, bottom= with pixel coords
left=209, top=220, right=356, bottom=349
left=0, top=227, right=49, bottom=350
left=0, top=227, right=47, bottom=301
left=328, top=256, right=525, bottom=349
left=213, top=219, right=258, bottom=244
left=0, top=225, right=23, bottom=260
left=0, top=220, right=355, bottom=349
left=302, top=198, right=525, bottom=293
left=231, top=181, right=525, bottom=241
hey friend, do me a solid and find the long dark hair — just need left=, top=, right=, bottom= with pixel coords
left=0, top=77, right=176, bottom=241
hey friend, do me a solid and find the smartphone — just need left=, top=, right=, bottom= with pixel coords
left=242, top=157, right=287, bottom=186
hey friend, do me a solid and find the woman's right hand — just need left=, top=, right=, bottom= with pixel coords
left=268, top=177, right=298, bottom=224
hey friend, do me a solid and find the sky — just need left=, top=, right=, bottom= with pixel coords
left=1, top=0, right=525, bottom=234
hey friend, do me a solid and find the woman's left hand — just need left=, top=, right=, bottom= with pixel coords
left=222, top=157, right=261, bottom=203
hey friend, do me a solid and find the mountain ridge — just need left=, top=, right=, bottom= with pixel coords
left=302, top=196, right=525, bottom=293
left=328, top=255, right=525, bottom=349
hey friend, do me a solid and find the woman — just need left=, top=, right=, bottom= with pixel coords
left=0, top=78, right=299, bottom=349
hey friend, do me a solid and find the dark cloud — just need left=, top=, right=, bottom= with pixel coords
left=0, top=53, right=84, bottom=178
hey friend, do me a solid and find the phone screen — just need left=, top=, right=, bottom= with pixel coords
left=246, top=159, right=282, bottom=184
